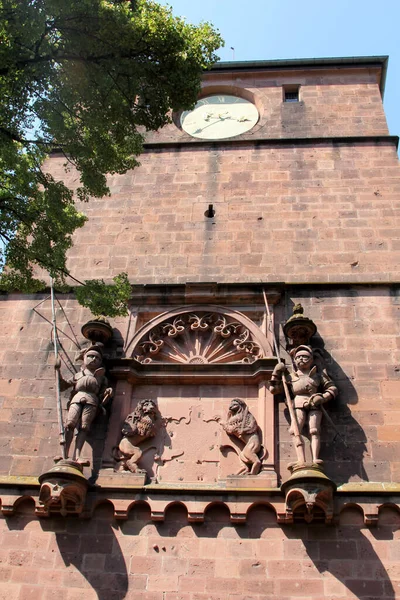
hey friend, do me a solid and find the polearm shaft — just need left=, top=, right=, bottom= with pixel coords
left=50, top=277, right=66, bottom=458
left=262, top=290, right=304, bottom=454
left=320, top=403, right=348, bottom=447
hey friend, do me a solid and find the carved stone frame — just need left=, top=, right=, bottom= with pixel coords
left=102, top=305, right=279, bottom=487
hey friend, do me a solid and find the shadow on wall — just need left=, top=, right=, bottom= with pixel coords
left=2, top=500, right=398, bottom=600
left=310, top=332, right=368, bottom=484
left=55, top=502, right=129, bottom=600
left=277, top=295, right=368, bottom=484
left=4, top=500, right=128, bottom=600
left=302, top=505, right=397, bottom=600
left=135, top=502, right=397, bottom=600
left=156, top=503, right=396, bottom=600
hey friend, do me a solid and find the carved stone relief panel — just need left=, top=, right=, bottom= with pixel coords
left=129, top=385, right=262, bottom=484
left=101, top=305, right=278, bottom=487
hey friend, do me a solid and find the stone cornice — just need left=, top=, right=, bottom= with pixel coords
left=143, top=135, right=399, bottom=151
left=1, top=482, right=399, bottom=526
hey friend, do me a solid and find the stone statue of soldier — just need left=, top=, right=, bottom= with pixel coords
left=269, top=345, right=338, bottom=466
left=55, top=343, right=113, bottom=463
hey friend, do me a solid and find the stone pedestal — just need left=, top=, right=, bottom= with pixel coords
left=281, top=465, right=336, bottom=524
left=225, top=469, right=278, bottom=489
left=38, top=460, right=89, bottom=517
left=81, top=317, right=113, bottom=345
left=96, top=468, right=147, bottom=488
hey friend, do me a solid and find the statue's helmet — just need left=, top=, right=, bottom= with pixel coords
left=289, top=345, right=313, bottom=359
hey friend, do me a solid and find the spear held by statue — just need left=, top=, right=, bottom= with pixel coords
left=262, top=291, right=306, bottom=464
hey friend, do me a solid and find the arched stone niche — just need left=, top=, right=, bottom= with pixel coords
left=101, top=306, right=279, bottom=488
left=130, top=305, right=274, bottom=365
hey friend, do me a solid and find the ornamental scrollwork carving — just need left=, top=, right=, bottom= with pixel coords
left=134, top=312, right=263, bottom=365
left=163, top=317, right=185, bottom=337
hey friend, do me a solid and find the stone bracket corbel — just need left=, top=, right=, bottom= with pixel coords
left=281, top=467, right=336, bottom=525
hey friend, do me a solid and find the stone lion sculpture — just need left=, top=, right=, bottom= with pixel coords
left=113, top=399, right=158, bottom=473
left=216, top=398, right=264, bottom=476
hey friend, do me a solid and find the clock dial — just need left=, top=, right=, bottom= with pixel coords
left=180, top=94, right=259, bottom=140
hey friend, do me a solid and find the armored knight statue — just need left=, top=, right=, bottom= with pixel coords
left=55, top=343, right=113, bottom=463
left=216, top=398, right=263, bottom=475
left=269, top=345, right=338, bottom=467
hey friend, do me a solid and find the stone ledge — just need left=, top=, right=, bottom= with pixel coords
left=0, top=476, right=39, bottom=486
left=142, top=135, right=399, bottom=151
left=1, top=479, right=400, bottom=525
left=0, top=477, right=399, bottom=494
left=109, top=357, right=279, bottom=385
left=337, top=482, right=400, bottom=493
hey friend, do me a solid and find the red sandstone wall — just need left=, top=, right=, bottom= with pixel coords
left=147, top=67, right=388, bottom=142
left=42, top=65, right=396, bottom=286
left=0, top=502, right=399, bottom=599
left=276, top=288, right=400, bottom=484
left=43, top=140, right=400, bottom=285
left=0, top=287, right=399, bottom=484
left=1, top=63, right=399, bottom=600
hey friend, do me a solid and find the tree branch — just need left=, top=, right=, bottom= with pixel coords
left=0, top=44, right=153, bottom=76
left=0, top=126, right=61, bottom=147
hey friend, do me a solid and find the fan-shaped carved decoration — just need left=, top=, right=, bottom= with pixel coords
left=134, top=311, right=265, bottom=365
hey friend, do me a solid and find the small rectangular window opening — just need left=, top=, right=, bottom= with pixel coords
left=283, top=87, right=300, bottom=103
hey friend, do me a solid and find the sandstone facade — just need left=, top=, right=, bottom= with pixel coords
left=0, top=57, right=399, bottom=600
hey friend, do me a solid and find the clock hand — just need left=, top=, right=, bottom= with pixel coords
left=203, top=111, right=216, bottom=121
left=203, top=111, right=232, bottom=122
left=186, top=110, right=237, bottom=135
left=193, top=116, right=230, bottom=134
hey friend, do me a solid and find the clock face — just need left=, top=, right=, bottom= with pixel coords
left=180, top=94, right=259, bottom=140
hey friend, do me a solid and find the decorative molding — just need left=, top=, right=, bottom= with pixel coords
left=284, top=485, right=334, bottom=525
left=1, top=488, right=399, bottom=525
left=281, top=467, right=337, bottom=525
left=135, top=313, right=262, bottom=364
left=109, top=358, right=278, bottom=386
left=142, top=135, right=399, bottom=151
left=128, top=283, right=281, bottom=306
left=130, top=306, right=273, bottom=365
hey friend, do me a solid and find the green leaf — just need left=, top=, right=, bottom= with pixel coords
left=0, top=0, right=223, bottom=315
left=75, top=273, right=131, bottom=317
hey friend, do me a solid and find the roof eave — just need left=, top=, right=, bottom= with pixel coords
left=209, top=55, right=389, bottom=97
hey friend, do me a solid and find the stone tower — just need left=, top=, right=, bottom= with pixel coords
left=0, top=56, right=399, bottom=599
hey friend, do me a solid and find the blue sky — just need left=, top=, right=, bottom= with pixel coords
left=161, top=0, right=400, bottom=137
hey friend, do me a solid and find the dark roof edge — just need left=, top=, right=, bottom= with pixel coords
left=210, top=56, right=389, bottom=97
